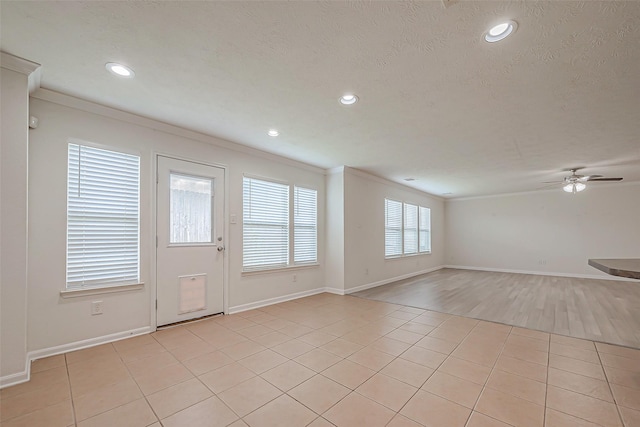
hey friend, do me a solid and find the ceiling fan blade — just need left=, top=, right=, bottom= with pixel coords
left=587, top=177, right=623, bottom=181
left=579, top=175, right=602, bottom=181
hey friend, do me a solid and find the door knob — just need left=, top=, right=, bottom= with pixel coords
left=217, top=246, right=225, bottom=252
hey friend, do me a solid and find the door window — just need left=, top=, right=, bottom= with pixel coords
left=170, top=173, right=213, bottom=244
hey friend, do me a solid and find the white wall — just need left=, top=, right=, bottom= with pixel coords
left=26, top=91, right=325, bottom=354
left=325, top=167, right=345, bottom=292
left=0, top=66, right=30, bottom=382
left=343, top=168, right=445, bottom=292
left=445, top=184, right=640, bottom=278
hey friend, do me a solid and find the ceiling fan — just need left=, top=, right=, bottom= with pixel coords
left=543, top=168, right=623, bottom=194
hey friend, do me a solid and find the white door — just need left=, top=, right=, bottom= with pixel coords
left=156, top=156, right=225, bottom=326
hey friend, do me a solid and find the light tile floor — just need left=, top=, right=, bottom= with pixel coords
left=1, top=293, right=639, bottom=427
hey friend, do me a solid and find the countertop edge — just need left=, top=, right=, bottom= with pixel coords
left=588, top=259, right=640, bottom=280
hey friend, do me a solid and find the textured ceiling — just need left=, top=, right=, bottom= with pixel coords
left=2, top=1, right=639, bottom=197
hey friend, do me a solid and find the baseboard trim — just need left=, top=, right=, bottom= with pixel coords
left=444, top=265, right=634, bottom=282
left=344, top=265, right=446, bottom=294
left=0, top=326, right=153, bottom=389
left=323, top=287, right=346, bottom=295
left=228, top=288, right=327, bottom=314
left=0, top=369, right=29, bottom=389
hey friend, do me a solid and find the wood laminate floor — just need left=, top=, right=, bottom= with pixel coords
left=354, top=268, right=640, bottom=349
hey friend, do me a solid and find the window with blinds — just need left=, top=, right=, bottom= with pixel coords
left=243, top=177, right=290, bottom=270
left=242, top=177, right=318, bottom=271
left=66, top=143, right=140, bottom=289
left=404, top=203, right=418, bottom=254
left=385, top=198, right=431, bottom=258
left=294, top=186, right=317, bottom=264
left=419, top=206, right=431, bottom=253
left=385, top=199, right=403, bottom=257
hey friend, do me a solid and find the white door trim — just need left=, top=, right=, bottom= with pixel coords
left=151, top=152, right=230, bottom=330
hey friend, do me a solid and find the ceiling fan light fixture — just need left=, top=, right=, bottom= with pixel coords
left=484, top=20, right=517, bottom=43
left=563, top=182, right=586, bottom=193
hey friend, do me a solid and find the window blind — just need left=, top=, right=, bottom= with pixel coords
left=404, top=203, right=418, bottom=254
left=170, top=173, right=212, bottom=244
left=66, top=144, right=140, bottom=288
left=385, top=199, right=403, bottom=257
left=243, top=177, right=289, bottom=270
left=419, top=206, right=431, bottom=252
left=294, top=186, right=317, bottom=264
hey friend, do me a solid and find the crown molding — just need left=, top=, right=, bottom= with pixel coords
left=447, top=180, right=640, bottom=202
left=344, top=166, right=444, bottom=201
left=31, top=88, right=326, bottom=175
left=1, top=52, right=41, bottom=93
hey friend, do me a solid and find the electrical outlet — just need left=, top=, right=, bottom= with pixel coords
left=91, top=301, right=103, bottom=315
left=365, top=268, right=369, bottom=275
left=293, top=274, right=297, bottom=282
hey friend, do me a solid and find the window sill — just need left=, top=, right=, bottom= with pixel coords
left=242, top=263, right=320, bottom=276
left=60, top=283, right=145, bottom=298
left=385, top=252, right=431, bottom=260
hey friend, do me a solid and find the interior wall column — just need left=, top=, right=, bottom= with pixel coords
left=1, top=52, right=41, bottom=387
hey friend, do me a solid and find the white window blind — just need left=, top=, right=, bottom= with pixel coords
left=66, top=144, right=140, bottom=289
left=404, top=203, right=418, bottom=254
left=170, top=173, right=212, bottom=244
left=419, top=206, right=431, bottom=253
left=243, top=177, right=289, bottom=270
left=385, top=199, right=403, bottom=257
left=294, top=186, right=317, bottom=264
left=386, top=198, right=432, bottom=258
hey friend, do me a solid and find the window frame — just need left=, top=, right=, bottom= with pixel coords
left=384, top=198, right=432, bottom=259
left=169, top=172, right=214, bottom=245
left=242, top=175, right=319, bottom=273
left=293, top=185, right=318, bottom=265
left=384, top=198, right=403, bottom=258
left=419, top=206, right=431, bottom=253
left=403, top=203, right=418, bottom=255
left=65, top=141, right=141, bottom=291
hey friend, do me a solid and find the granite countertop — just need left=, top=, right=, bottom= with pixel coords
left=588, top=259, right=640, bottom=280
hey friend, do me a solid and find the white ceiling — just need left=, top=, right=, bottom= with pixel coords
left=2, top=1, right=639, bottom=198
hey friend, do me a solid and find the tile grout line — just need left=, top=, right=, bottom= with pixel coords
left=374, top=314, right=435, bottom=426
left=71, top=343, right=136, bottom=424
left=388, top=315, right=480, bottom=426
left=7, top=294, right=638, bottom=427
left=543, top=332, right=550, bottom=427
left=283, top=308, right=423, bottom=426
left=595, top=344, right=627, bottom=427
left=220, top=311, right=396, bottom=425
left=202, top=322, right=286, bottom=425
left=119, top=335, right=163, bottom=426
left=546, top=336, right=627, bottom=427
left=63, top=353, right=78, bottom=427
left=467, top=323, right=514, bottom=427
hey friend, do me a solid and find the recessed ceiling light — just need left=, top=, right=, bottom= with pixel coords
left=442, top=192, right=453, bottom=196
left=267, top=129, right=279, bottom=137
left=484, top=20, right=517, bottom=43
left=339, top=94, right=358, bottom=105
left=404, top=178, right=416, bottom=182
left=105, top=62, right=135, bottom=78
